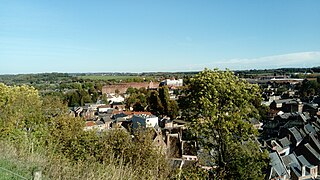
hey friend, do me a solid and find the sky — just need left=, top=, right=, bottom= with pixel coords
left=0, top=0, right=320, bottom=74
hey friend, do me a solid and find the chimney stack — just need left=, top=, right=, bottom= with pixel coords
left=302, top=166, right=306, bottom=177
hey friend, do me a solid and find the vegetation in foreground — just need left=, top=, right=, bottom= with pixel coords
left=0, top=83, right=172, bottom=179
left=0, top=68, right=269, bottom=179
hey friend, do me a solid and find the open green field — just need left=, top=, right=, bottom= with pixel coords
left=78, top=75, right=143, bottom=81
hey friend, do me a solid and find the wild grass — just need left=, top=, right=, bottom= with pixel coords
left=0, top=141, right=171, bottom=180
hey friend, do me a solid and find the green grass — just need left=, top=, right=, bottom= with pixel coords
left=0, top=144, right=37, bottom=180
left=79, top=75, right=143, bottom=81
left=0, top=142, right=170, bottom=180
left=0, top=160, right=33, bottom=180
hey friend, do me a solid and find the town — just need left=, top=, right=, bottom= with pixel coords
left=70, top=68, right=320, bottom=179
left=2, top=67, right=319, bottom=179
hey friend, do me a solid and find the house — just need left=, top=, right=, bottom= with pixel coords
left=97, top=105, right=112, bottom=113
left=303, top=103, right=319, bottom=117
left=277, top=137, right=291, bottom=156
left=281, top=99, right=303, bottom=113
left=131, top=114, right=159, bottom=129
left=282, top=153, right=318, bottom=180
left=267, top=151, right=290, bottom=180
left=106, top=94, right=125, bottom=104
left=270, top=99, right=295, bottom=110
left=282, top=127, right=303, bottom=147
left=290, top=155, right=318, bottom=180
left=268, top=139, right=289, bottom=156
left=99, top=116, right=113, bottom=129
left=164, top=119, right=174, bottom=128
left=295, top=142, right=320, bottom=175
left=84, top=121, right=108, bottom=131
left=303, top=124, right=316, bottom=135
left=160, top=79, right=183, bottom=87
left=152, top=129, right=167, bottom=154
left=110, top=101, right=125, bottom=111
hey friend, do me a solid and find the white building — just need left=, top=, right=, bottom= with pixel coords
left=107, top=94, right=125, bottom=104
left=97, top=105, right=113, bottom=113
left=131, top=114, right=158, bottom=128
left=162, top=79, right=183, bottom=87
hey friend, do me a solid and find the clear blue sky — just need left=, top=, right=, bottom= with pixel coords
left=1, top=0, right=320, bottom=74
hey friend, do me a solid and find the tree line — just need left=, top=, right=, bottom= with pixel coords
left=0, top=69, right=269, bottom=179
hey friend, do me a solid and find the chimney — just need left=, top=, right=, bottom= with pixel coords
left=302, top=166, right=306, bottom=177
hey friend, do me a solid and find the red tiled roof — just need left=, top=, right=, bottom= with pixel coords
left=86, top=121, right=95, bottom=127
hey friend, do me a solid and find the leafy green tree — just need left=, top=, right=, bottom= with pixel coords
left=299, top=79, right=320, bottom=98
left=159, top=86, right=170, bottom=115
left=126, top=87, right=137, bottom=95
left=168, top=100, right=179, bottom=119
left=88, top=87, right=99, bottom=103
left=125, top=88, right=147, bottom=110
left=0, top=83, right=43, bottom=151
left=181, top=69, right=268, bottom=179
left=180, top=164, right=209, bottom=180
left=147, top=90, right=164, bottom=116
left=133, top=102, right=145, bottom=111
left=139, top=87, right=148, bottom=95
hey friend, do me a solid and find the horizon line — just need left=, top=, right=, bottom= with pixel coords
left=0, top=66, right=319, bottom=76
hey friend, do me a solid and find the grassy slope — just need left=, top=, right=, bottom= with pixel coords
left=0, top=142, right=165, bottom=180
left=0, top=144, right=37, bottom=180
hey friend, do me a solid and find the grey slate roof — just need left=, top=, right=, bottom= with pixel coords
left=304, top=124, right=316, bottom=135
left=289, top=127, right=303, bottom=143
left=269, top=152, right=289, bottom=179
left=278, top=137, right=291, bottom=148
left=305, top=143, right=320, bottom=159
left=299, top=113, right=308, bottom=123
left=297, top=155, right=312, bottom=167
left=282, top=153, right=300, bottom=169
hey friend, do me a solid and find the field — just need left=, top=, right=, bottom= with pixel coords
left=78, top=75, right=144, bottom=81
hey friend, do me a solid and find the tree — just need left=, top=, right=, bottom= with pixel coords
left=159, top=86, right=170, bottom=115
left=125, top=88, right=147, bottom=110
left=299, top=80, right=320, bottom=98
left=133, top=102, right=145, bottom=111
left=147, top=91, right=163, bottom=116
left=181, top=69, right=268, bottom=179
left=168, top=100, right=179, bottom=119
left=0, top=83, right=43, bottom=151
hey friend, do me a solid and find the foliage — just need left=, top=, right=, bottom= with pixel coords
left=125, top=87, right=148, bottom=109
left=181, top=69, right=268, bottom=179
left=0, top=140, right=170, bottom=180
left=223, top=141, right=269, bottom=179
left=159, top=86, right=170, bottom=115
left=298, top=79, right=320, bottom=98
left=168, top=100, right=179, bottom=119
left=147, top=90, right=164, bottom=116
left=65, top=89, right=93, bottom=107
left=0, top=83, right=173, bottom=179
left=180, top=164, right=209, bottom=180
left=0, top=83, right=44, bottom=151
